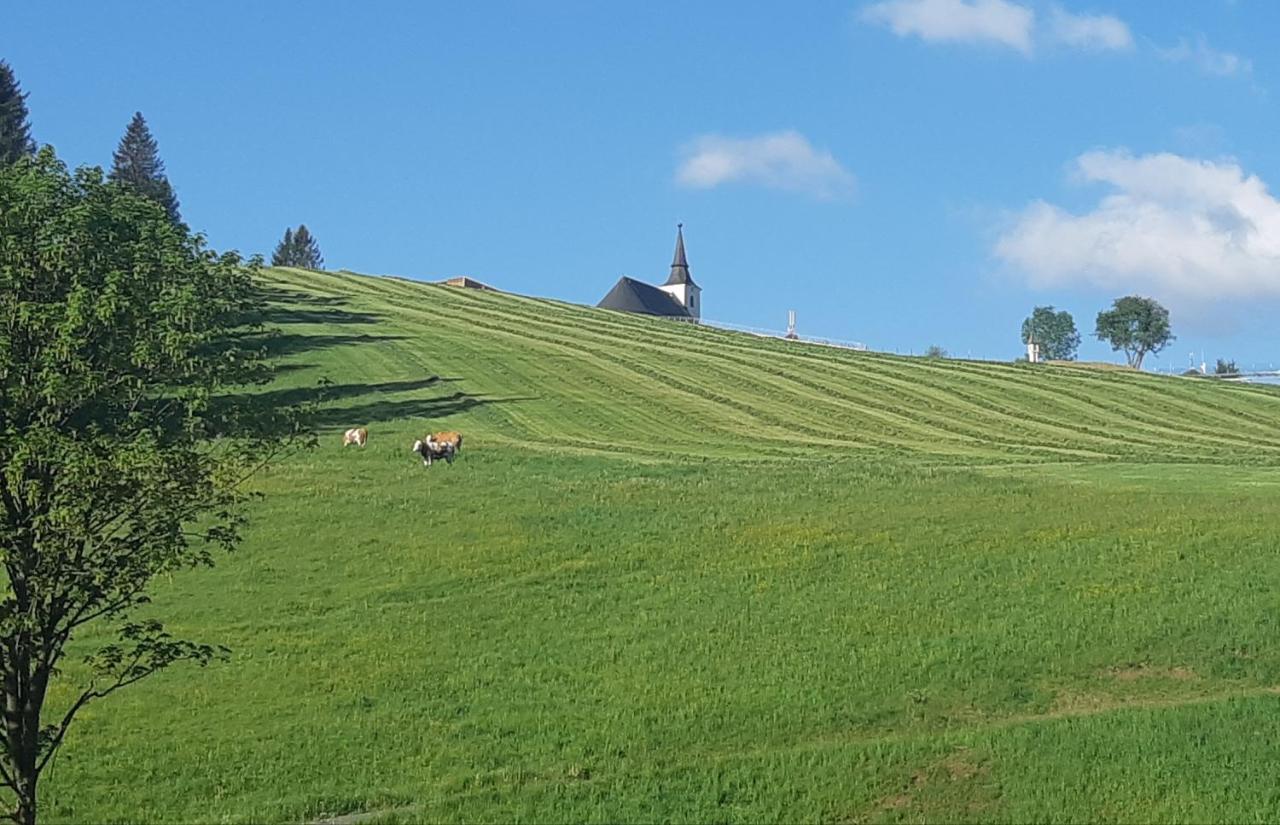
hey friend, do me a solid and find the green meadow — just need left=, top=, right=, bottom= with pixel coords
left=43, top=268, right=1280, bottom=823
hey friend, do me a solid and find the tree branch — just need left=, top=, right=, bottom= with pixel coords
left=34, top=645, right=157, bottom=776
left=0, top=757, right=18, bottom=796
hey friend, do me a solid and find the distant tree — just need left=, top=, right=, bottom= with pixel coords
left=108, top=112, right=181, bottom=224
left=925, top=345, right=947, bottom=359
left=292, top=224, right=323, bottom=269
left=271, top=227, right=295, bottom=267
left=1215, top=358, right=1239, bottom=376
left=0, top=149, right=308, bottom=825
left=1095, top=296, right=1174, bottom=370
left=0, top=60, right=35, bottom=165
left=270, top=224, right=324, bottom=269
left=1021, top=306, right=1080, bottom=361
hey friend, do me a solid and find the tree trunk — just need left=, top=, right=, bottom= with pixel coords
left=4, top=639, right=41, bottom=825
left=4, top=687, right=38, bottom=825
left=13, top=780, right=35, bottom=825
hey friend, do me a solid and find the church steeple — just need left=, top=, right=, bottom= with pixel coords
left=665, top=223, right=696, bottom=286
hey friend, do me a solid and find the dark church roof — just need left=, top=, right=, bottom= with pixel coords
left=664, top=223, right=697, bottom=287
left=597, top=276, right=691, bottom=317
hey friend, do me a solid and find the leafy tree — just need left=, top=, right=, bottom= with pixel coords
left=270, top=224, right=324, bottom=269
left=108, top=112, right=181, bottom=225
left=0, top=149, right=307, bottom=824
left=1215, top=359, right=1239, bottom=376
left=924, top=345, right=947, bottom=359
left=1021, top=306, right=1080, bottom=361
left=0, top=60, right=35, bottom=165
left=1095, top=296, right=1174, bottom=370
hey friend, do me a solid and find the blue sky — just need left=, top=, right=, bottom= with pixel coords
left=6, top=1, right=1279, bottom=368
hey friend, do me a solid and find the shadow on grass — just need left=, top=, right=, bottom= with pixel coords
left=272, top=363, right=317, bottom=376
left=251, top=376, right=462, bottom=408
left=315, top=392, right=536, bottom=428
left=260, top=307, right=385, bottom=325
left=251, top=286, right=385, bottom=326
left=231, top=284, right=531, bottom=431
left=237, top=332, right=410, bottom=360
left=254, top=286, right=347, bottom=307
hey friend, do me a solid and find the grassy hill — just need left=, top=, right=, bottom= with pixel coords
left=42, top=268, right=1280, bottom=823
left=258, top=268, right=1280, bottom=465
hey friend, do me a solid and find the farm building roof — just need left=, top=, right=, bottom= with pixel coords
left=441, top=276, right=497, bottom=290
left=597, top=276, right=691, bottom=318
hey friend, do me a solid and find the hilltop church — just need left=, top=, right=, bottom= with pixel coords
left=597, top=225, right=701, bottom=322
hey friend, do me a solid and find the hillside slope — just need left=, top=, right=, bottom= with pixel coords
left=43, top=267, right=1280, bottom=823
left=260, top=267, right=1280, bottom=465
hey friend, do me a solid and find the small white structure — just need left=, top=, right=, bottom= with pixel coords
left=1027, top=340, right=1041, bottom=363
left=655, top=224, right=701, bottom=321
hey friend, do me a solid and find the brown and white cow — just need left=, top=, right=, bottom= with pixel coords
left=426, top=431, right=463, bottom=453
left=343, top=427, right=368, bottom=447
left=412, top=437, right=455, bottom=467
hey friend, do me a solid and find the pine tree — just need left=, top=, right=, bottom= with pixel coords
left=270, top=224, right=324, bottom=269
left=271, top=228, right=295, bottom=266
left=0, top=60, right=35, bottom=165
left=109, top=112, right=181, bottom=224
left=292, top=224, right=324, bottom=270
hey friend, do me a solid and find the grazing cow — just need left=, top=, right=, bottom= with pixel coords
left=412, top=438, right=455, bottom=467
left=427, top=431, right=463, bottom=453
left=343, top=427, right=368, bottom=447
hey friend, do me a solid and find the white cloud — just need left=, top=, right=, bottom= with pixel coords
left=995, top=150, right=1280, bottom=305
left=676, top=132, right=855, bottom=199
left=860, top=0, right=1035, bottom=54
left=1048, top=7, right=1132, bottom=51
left=860, top=3, right=1254, bottom=72
left=1158, top=36, right=1252, bottom=77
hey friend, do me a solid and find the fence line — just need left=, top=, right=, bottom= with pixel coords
left=699, top=318, right=868, bottom=352
left=697, top=321, right=1280, bottom=381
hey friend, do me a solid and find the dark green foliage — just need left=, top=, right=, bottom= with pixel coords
left=0, top=149, right=307, bottom=824
left=108, top=112, right=181, bottom=225
left=924, top=345, right=947, bottom=358
left=270, top=224, right=324, bottom=269
left=271, top=227, right=295, bottom=267
left=1021, top=306, right=1080, bottom=361
left=1095, top=296, right=1174, bottom=369
left=1215, top=359, right=1239, bottom=376
left=0, top=60, right=35, bottom=165
left=293, top=225, right=323, bottom=269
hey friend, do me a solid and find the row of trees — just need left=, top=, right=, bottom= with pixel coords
left=271, top=224, right=324, bottom=269
left=3, top=61, right=180, bottom=224
left=1020, top=296, right=1174, bottom=369
left=4, top=60, right=324, bottom=271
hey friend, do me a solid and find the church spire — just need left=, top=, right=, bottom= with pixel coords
left=665, top=223, right=696, bottom=286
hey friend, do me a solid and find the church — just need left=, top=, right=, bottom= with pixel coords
left=597, top=225, right=701, bottom=322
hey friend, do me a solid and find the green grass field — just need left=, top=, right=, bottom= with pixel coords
left=42, top=268, right=1280, bottom=823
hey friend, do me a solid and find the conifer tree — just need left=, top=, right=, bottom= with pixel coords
left=292, top=224, right=324, bottom=269
left=270, top=224, right=324, bottom=269
left=109, top=112, right=181, bottom=224
left=0, top=60, right=35, bottom=165
left=271, top=227, right=295, bottom=267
